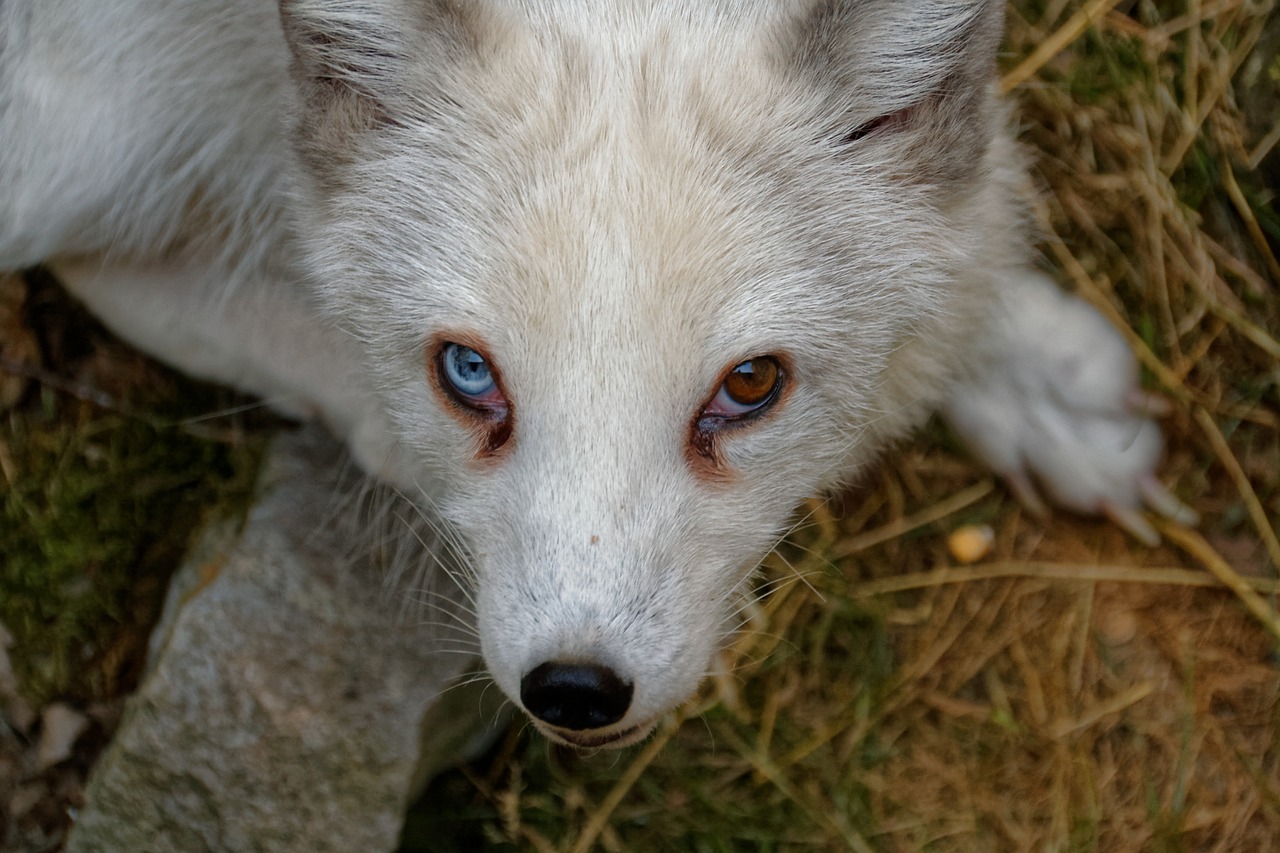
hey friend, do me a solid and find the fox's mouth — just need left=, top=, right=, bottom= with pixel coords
left=535, top=719, right=657, bottom=750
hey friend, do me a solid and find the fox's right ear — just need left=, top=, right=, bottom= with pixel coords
left=277, top=1, right=485, bottom=161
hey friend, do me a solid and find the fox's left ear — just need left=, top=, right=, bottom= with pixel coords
left=781, top=0, right=1005, bottom=186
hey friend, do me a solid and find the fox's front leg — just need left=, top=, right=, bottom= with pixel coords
left=942, top=269, right=1196, bottom=544
left=51, top=257, right=411, bottom=490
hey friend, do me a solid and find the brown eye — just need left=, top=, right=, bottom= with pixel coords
left=723, top=358, right=779, bottom=406
left=689, top=355, right=789, bottom=475
left=702, top=356, right=785, bottom=421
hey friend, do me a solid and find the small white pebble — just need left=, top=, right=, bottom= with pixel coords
left=1097, top=609, right=1139, bottom=646
left=947, top=524, right=995, bottom=564
left=36, top=702, right=90, bottom=772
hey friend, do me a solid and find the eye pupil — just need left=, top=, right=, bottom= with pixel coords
left=724, top=359, right=779, bottom=406
left=455, top=349, right=485, bottom=379
left=442, top=342, right=496, bottom=398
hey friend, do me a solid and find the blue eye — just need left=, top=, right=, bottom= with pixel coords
left=441, top=342, right=497, bottom=400
left=434, top=339, right=512, bottom=452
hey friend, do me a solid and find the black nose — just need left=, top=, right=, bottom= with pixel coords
left=520, top=662, right=634, bottom=730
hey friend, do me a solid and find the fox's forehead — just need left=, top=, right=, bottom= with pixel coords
left=451, top=167, right=840, bottom=401
left=482, top=0, right=792, bottom=61
left=411, top=28, right=861, bottom=340
left=318, top=0, right=972, bottom=394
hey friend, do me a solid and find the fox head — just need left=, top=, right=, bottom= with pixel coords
left=278, top=0, right=1011, bottom=747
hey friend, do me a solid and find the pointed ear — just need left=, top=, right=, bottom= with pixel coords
left=789, top=0, right=1004, bottom=113
left=278, top=0, right=411, bottom=121
left=277, top=0, right=482, bottom=165
left=784, top=0, right=1005, bottom=185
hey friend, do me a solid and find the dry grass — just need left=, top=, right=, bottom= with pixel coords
left=406, top=1, right=1280, bottom=850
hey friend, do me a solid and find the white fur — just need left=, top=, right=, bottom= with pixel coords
left=0, top=0, right=1180, bottom=746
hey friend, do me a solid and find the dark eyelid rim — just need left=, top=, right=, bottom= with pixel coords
left=426, top=332, right=515, bottom=458
left=431, top=335, right=507, bottom=414
left=686, top=353, right=792, bottom=483
left=694, top=353, right=791, bottom=434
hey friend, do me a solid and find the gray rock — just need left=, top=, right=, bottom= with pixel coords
left=66, top=427, right=503, bottom=853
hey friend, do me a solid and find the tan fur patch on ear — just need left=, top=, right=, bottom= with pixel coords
left=278, top=0, right=493, bottom=155
left=776, top=0, right=1003, bottom=195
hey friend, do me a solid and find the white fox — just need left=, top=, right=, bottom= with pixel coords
left=0, top=0, right=1192, bottom=749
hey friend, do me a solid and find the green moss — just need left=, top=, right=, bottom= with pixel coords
left=1, top=380, right=266, bottom=704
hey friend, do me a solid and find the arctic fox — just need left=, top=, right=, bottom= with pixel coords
left=0, top=0, right=1192, bottom=749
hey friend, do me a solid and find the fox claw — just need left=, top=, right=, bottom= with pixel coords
left=1125, top=389, right=1173, bottom=418
left=1138, top=474, right=1199, bottom=527
left=1004, top=469, right=1048, bottom=517
left=1002, top=467, right=1191, bottom=546
left=1101, top=500, right=1160, bottom=547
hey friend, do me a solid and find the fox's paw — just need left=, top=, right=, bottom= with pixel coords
left=943, top=278, right=1196, bottom=545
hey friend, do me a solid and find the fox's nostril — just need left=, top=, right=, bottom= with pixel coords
left=520, top=662, right=633, bottom=731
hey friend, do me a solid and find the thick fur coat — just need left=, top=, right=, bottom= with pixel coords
left=0, top=0, right=1187, bottom=748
